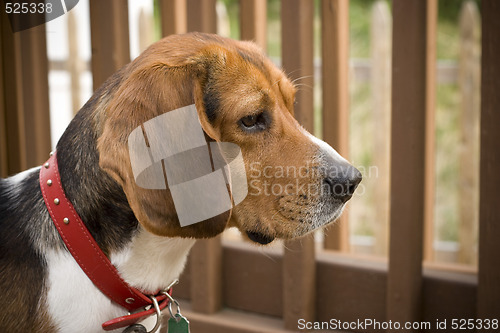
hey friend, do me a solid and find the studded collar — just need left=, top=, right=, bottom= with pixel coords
left=39, top=151, right=172, bottom=331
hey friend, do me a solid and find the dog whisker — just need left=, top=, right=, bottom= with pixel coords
left=294, top=84, right=314, bottom=92
left=290, top=75, right=313, bottom=85
left=258, top=247, right=278, bottom=263
left=285, top=68, right=303, bottom=79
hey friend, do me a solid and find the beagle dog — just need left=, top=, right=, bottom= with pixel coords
left=0, top=33, right=361, bottom=332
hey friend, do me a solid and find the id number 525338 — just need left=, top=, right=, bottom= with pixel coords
left=5, top=2, right=53, bottom=14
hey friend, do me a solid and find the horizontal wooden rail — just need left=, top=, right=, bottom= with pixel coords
left=176, top=241, right=476, bottom=332
left=162, top=299, right=289, bottom=333
left=47, top=58, right=465, bottom=84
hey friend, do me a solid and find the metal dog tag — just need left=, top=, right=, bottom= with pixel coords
left=122, top=324, right=147, bottom=333
left=167, top=314, right=190, bottom=333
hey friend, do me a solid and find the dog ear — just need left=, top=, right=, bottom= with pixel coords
left=97, top=59, right=232, bottom=239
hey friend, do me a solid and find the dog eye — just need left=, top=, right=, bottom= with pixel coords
left=239, top=112, right=268, bottom=131
left=241, top=115, right=259, bottom=127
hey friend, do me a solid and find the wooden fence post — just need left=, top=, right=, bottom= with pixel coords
left=457, top=1, right=480, bottom=266
left=387, top=0, right=436, bottom=330
left=138, top=9, right=155, bottom=53
left=67, top=11, right=83, bottom=116
left=1, top=14, right=51, bottom=174
left=282, top=0, right=315, bottom=330
left=0, top=28, right=6, bottom=177
left=187, top=0, right=217, bottom=34
left=159, top=0, right=187, bottom=37
left=423, top=0, right=437, bottom=265
left=19, top=25, right=52, bottom=167
left=89, top=0, right=130, bottom=90
left=371, top=0, right=391, bottom=257
left=189, top=238, right=223, bottom=314
left=0, top=12, right=26, bottom=175
left=477, top=0, right=500, bottom=325
left=239, top=0, right=266, bottom=50
left=321, top=0, right=350, bottom=252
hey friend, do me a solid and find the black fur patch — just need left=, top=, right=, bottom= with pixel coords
left=203, top=84, right=221, bottom=123
left=0, top=64, right=138, bottom=331
left=0, top=172, right=55, bottom=331
left=56, top=74, right=139, bottom=255
left=237, top=49, right=273, bottom=84
left=237, top=49, right=266, bottom=73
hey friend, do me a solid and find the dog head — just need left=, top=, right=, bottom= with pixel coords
left=97, top=33, right=361, bottom=244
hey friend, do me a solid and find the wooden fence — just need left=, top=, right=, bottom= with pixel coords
left=347, top=0, right=481, bottom=267
left=50, top=0, right=482, bottom=266
left=1, top=0, right=499, bottom=332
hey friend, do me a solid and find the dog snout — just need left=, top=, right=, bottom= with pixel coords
left=323, top=164, right=362, bottom=203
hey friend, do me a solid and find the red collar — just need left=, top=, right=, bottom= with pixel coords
left=39, top=152, right=172, bottom=331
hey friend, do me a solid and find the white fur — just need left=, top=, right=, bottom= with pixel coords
left=302, top=130, right=349, bottom=229
left=304, top=130, right=349, bottom=164
left=46, top=228, right=195, bottom=333
left=4, top=166, right=40, bottom=197
left=45, top=250, right=124, bottom=333
left=111, top=228, right=196, bottom=293
left=6, top=166, right=40, bottom=184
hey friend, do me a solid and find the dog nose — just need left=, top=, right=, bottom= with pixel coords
left=323, top=164, right=362, bottom=203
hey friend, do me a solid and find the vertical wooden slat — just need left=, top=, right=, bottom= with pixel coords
left=19, top=25, right=51, bottom=166
left=387, top=0, right=432, bottom=329
left=184, top=1, right=222, bottom=314
left=282, top=0, right=314, bottom=130
left=1, top=11, right=50, bottom=174
left=283, top=238, right=315, bottom=330
left=423, top=0, right=437, bottom=264
left=189, top=236, right=223, bottom=313
left=371, top=0, right=391, bottom=256
left=282, top=0, right=315, bottom=330
left=138, top=9, right=155, bottom=53
left=0, top=19, right=7, bottom=178
left=321, top=0, right=350, bottom=252
left=89, top=0, right=130, bottom=90
left=68, top=11, right=82, bottom=115
left=477, top=0, right=500, bottom=323
left=159, top=0, right=187, bottom=37
left=187, top=0, right=217, bottom=34
left=239, top=0, right=267, bottom=50
left=457, top=0, right=480, bottom=266
left=1, top=12, right=26, bottom=174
